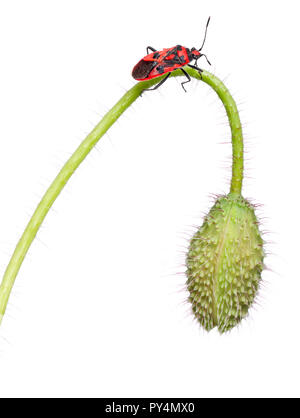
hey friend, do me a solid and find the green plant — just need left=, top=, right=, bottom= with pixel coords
left=0, top=68, right=264, bottom=331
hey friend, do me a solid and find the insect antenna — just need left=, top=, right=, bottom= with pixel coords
left=201, top=54, right=211, bottom=65
left=199, top=16, right=211, bottom=51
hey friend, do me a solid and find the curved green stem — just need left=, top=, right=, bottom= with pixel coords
left=201, top=72, right=243, bottom=195
left=0, top=68, right=244, bottom=324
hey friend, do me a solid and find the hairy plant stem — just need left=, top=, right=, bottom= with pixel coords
left=0, top=68, right=244, bottom=324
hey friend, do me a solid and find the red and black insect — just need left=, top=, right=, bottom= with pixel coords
left=132, top=17, right=211, bottom=92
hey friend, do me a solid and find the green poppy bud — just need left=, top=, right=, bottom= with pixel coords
left=186, top=193, right=264, bottom=333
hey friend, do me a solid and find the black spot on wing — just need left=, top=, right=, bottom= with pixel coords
left=153, top=52, right=160, bottom=59
left=132, top=60, right=156, bottom=79
left=156, top=65, right=165, bottom=74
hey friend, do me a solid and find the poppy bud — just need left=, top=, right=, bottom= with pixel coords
left=186, top=194, right=264, bottom=333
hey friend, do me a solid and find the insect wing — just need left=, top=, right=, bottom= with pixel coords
left=132, top=59, right=157, bottom=80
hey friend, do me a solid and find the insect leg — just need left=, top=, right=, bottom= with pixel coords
left=188, top=63, right=203, bottom=72
left=180, top=68, right=191, bottom=92
left=146, top=46, right=157, bottom=54
left=142, top=72, right=171, bottom=92
left=187, top=64, right=203, bottom=79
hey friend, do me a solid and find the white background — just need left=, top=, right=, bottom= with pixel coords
left=0, top=0, right=299, bottom=398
